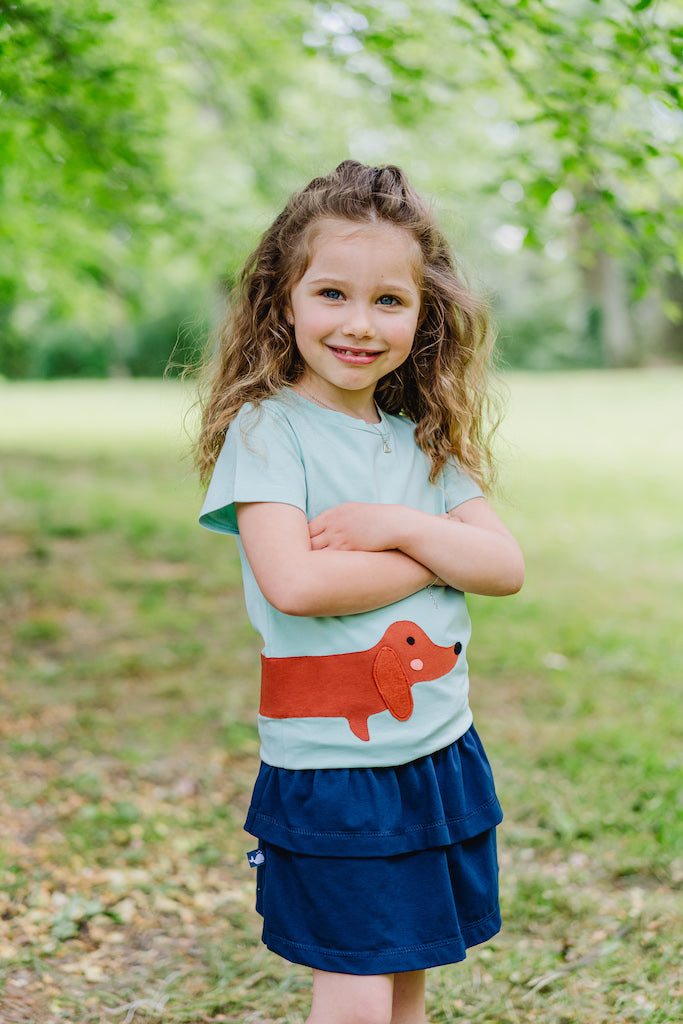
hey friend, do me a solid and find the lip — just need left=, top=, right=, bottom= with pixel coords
left=327, top=344, right=383, bottom=365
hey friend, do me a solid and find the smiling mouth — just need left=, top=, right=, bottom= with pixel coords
left=328, top=345, right=382, bottom=363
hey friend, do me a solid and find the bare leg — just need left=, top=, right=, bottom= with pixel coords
left=306, top=969, right=395, bottom=1024
left=391, top=970, right=426, bottom=1024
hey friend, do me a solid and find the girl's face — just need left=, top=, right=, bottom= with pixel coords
left=286, top=218, right=421, bottom=418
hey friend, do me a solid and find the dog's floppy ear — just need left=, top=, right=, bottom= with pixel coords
left=372, top=646, right=414, bottom=722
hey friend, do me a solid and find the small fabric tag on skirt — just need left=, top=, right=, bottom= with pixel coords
left=247, top=848, right=265, bottom=868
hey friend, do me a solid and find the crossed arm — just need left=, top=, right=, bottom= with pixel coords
left=235, top=496, right=524, bottom=618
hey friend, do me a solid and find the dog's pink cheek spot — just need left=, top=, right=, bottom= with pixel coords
left=410, top=658, right=424, bottom=671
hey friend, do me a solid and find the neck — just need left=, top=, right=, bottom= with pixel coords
left=294, top=380, right=380, bottom=423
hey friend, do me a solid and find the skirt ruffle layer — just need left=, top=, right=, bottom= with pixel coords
left=254, top=828, right=501, bottom=974
left=245, top=725, right=502, bottom=856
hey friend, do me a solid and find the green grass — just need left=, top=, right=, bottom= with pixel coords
left=1, top=370, right=682, bottom=1023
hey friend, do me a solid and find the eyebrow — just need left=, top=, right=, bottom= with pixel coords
left=307, top=277, right=416, bottom=294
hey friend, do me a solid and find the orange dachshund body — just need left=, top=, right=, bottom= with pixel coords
left=260, top=621, right=462, bottom=741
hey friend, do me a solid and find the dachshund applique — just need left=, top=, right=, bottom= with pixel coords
left=260, top=621, right=462, bottom=741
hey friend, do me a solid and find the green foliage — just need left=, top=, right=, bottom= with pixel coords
left=31, top=323, right=110, bottom=379
left=0, top=1, right=174, bottom=309
left=307, top=0, right=683, bottom=366
left=126, top=301, right=211, bottom=378
left=1, top=0, right=682, bottom=376
left=330, top=0, right=683, bottom=273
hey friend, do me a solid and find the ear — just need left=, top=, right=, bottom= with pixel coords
left=284, top=306, right=295, bottom=326
left=372, top=646, right=414, bottom=722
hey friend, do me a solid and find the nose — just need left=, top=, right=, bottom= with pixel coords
left=341, top=305, right=375, bottom=340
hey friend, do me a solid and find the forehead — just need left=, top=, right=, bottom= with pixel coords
left=303, top=217, right=422, bottom=279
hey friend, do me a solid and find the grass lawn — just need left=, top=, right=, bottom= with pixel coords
left=1, top=369, right=681, bottom=1023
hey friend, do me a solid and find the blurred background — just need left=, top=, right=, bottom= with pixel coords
left=2, top=0, right=682, bottom=380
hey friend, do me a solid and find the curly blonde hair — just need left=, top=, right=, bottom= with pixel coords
left=193, top=160, right=500, bottom=489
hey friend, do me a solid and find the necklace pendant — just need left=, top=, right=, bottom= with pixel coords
left=383, top=441, right=391, bottom=454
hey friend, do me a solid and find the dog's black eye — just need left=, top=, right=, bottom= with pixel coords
left=406, top=636, right=415, bottom=645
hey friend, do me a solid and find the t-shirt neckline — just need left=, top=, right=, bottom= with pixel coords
left=284, top=387, right=394, bottom=435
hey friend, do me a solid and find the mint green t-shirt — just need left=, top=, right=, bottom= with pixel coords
left=199, top=389, right=482, bottom=769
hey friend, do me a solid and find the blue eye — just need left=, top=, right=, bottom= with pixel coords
left=378, top=295, right=399, bottom=306
left=321, top=288, right=343, bottom=300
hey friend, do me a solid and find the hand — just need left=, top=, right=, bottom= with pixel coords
left=308, top=502, right=403, bottom=552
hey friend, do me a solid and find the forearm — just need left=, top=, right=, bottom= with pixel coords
left=266, top=548, right=435, bottom=617
left=235, top=501, right=437, bottom=617
left=308, top=498, right=524, bottom=597
left=392, top=507, right=524, bottom=596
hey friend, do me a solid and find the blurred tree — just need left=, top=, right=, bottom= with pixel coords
left=0, top=0, right=380, bottom=375
left=308, top=0, right=683, bottom=365
left=0, top=0, right=176, bottom=373
left=1, top=0, right=681, bottom=375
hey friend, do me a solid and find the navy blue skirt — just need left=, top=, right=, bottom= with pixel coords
left=245, top=726, right=503, bottom=975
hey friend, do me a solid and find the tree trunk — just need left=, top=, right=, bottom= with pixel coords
left=593, top=250, right=639, bottom=367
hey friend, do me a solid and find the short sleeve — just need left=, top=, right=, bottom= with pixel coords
left=440, top=459, right=483, bottom=511
left=199, top=402, right=307, bottom=535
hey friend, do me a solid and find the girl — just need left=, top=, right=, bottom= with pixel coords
left=194, top=161, right=524, bottom=1024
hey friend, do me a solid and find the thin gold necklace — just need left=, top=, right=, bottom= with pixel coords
left=296, top=386, right=392, bottom=453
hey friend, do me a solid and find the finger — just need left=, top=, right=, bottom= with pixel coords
left=308, top=509, right=332, bottom=530
left=314, top=534, right=345, bottom=550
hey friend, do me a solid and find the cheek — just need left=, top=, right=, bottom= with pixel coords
left=293, top=306, right=334, bottom=340
left=389, top=316, right=419, bottom=359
